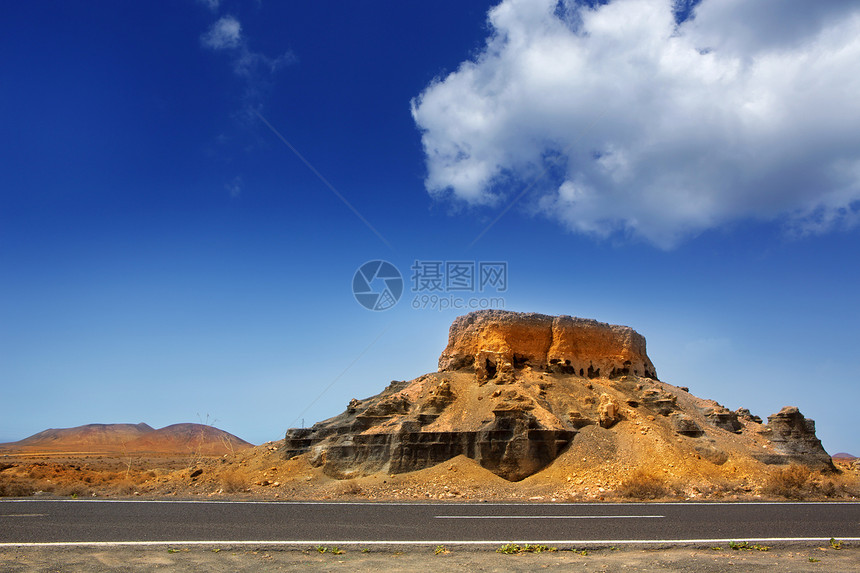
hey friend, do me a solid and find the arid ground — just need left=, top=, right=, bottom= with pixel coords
left=2, top=440, right=858, bottom=502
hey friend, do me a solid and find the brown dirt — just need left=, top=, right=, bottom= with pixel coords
left=2, top=443, right=858, bottom=502
left=2, top=543, right=859, bottom=573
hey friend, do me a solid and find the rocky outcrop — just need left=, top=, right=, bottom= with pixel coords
left=283, top=379, right=572, bottom=481
left=438, top=310, right=657, bottom=381
left=672, top=413, right=704, bottom=437
left=753, top=407, right=834, bottom=469
left=702, top=407, right=743, bottom=434
left=283, top=310, right=834, bottom=481
left=597, top=394, right=621, bottom=428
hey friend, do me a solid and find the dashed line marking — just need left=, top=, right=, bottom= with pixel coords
left=0, top=514, right=46, bottom=518
left=434, top=515, right=664, bottom=519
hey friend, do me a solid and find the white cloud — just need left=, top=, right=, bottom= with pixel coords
left=198, top=0, right=221, bottom=13
left=225, top=176, right=243, bottom=198
left=411, top=0, right=860, bottom=247
left=200, top=14, right=296, bottom=106
left=201, top=16, right=242, bottom=51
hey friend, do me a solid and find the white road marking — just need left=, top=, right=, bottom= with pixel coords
left=1, top=538, right=859, bottom=548
left=0, top=514, right=46, bottom=518
left=435, top=515, right=664, bottom=519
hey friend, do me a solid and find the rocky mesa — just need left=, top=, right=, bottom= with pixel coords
left=283, top=310, right=833, bottom=483
left=438, top=311, right=657, bottom=381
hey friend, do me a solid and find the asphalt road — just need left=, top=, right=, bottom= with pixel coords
left=1, top=500, right=859, bottom=546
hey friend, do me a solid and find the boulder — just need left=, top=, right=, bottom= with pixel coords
left=597, top=394, right=621, bottom=428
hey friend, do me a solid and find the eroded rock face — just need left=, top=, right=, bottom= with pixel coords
left=754, top=407, right=834, bottom=469
left=438, top=310, right=658, bottom=381
left=283, top=311, right=834, bottom=481
left=283, top=378, right=572, bottom=481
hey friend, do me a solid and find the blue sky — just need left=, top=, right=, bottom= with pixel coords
left=2, top=0, right=859, bottom=455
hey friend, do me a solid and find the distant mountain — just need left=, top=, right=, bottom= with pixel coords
left=123, top=423, right=252, bottom=456
left=832, top=452, right=857, bottom=461
left=8, top=423, right=155, bottom=450
left=0, top=423, right=252, bottom=455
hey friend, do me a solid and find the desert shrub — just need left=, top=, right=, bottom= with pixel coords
left=819, top=480, right=837, bottom=497
left=55, top=484, right=89, bottom=498
left=763, top=465, right=812, bottom=499
left=337, top=481, right=362, bottom=496
left=617, top=468, right=670, bottom=500
left=28, top=466, right=49, bottom=479
left=220, top=470, right=246, bottom=493
left=0, top=479, right=37, bottom=497
left=115, top=479, right=138, bottom=496
left=689, top=478, right=741, bottom=498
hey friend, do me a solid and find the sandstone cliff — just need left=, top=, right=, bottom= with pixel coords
left=283, top=310, right=833, bottom=481
left=438, top=310, right=657, bottom=381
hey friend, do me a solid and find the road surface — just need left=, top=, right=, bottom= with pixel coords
left=1, top=500, right=858, bottom=546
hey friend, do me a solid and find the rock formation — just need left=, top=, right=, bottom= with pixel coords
left=283, top=310, right=833, bottom=481
left=752, top=407, right=833, bottom=467
left=437, top=311, right=657, bottom=381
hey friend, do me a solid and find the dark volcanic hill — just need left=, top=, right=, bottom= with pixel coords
left=283, top=310, right=833, bottom=482
left=0, top=423, right=252, bottom=456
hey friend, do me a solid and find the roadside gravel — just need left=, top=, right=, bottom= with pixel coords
left=2, top=543, right=857, bottom=572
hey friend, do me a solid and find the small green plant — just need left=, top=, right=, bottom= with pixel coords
left=710, top=546, right=723, bottom=551
left=211, top=548, right=221, bottom=553
left=572, top=548, right=588, bottom=556
left=434, top=545, right=449, bottom=555
left=361, top=548, right=370, bottom=553
left=830, top=537, right=842, bottom=550
left=330, top=547, right=344, bottom=555
left=316, top=546, right=327, bottom=554
left=497, top=543, right=556, bottom=554
left=728, top=541, right=769, bottom=551
left=809, top=557, right=820, bottom=563
left=167, top=549, right=179, bottom=554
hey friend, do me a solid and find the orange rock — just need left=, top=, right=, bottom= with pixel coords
left=438, top=310, right=657, bottom=381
